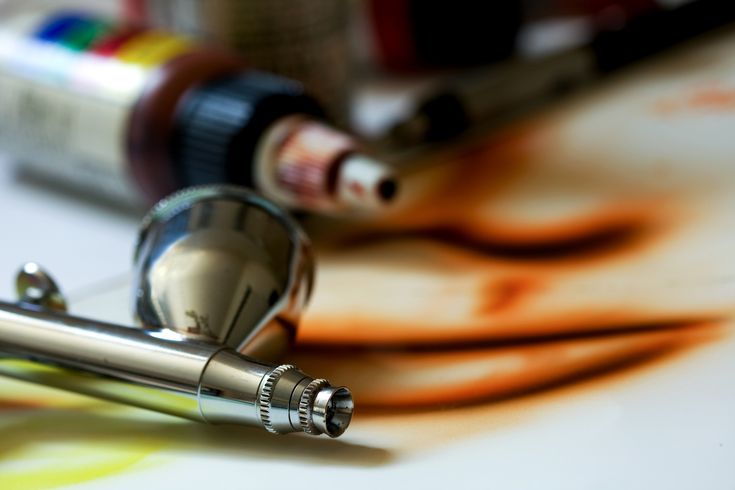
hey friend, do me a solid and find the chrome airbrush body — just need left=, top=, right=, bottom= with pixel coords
left=0, top=186, right=353, bottom=438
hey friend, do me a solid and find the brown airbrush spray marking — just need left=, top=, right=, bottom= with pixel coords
left=330, top=117, right=663, bottom=251
left=479, top=277, right=539, bottom=315
left=341, top=216, right=652, bottom=263
left=319, top=324, right=731, bottom=455
left=302, top=202, right=684, bottom=346
left=365, top=123, right=547, bottom=232
left=291, top=322, right=725, bottom=410
left=654, top=83, right=735, bottom=114
left=299, top=28, right=735, bottom=454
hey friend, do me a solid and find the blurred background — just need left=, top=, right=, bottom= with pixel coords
left=1, top=1, right=735, bottom=489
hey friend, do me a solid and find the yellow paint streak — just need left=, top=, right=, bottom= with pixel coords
left=0, top=443, right=159, bottom=490
left=0, top=378, right=168, bottom=489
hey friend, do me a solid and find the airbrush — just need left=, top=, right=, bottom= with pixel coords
left=0, top=185, right=353, bottom=438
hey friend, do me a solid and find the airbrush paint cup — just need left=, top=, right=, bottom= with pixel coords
left=0, top=186, right=354, bottom=437
left=0, top=9, right=395, bottom=215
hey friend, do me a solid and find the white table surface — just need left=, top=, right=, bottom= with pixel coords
left=0, top=151, right=733, bottom=490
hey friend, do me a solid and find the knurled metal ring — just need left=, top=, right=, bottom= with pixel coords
left=298, top=378, right=330, bottom=435
left=258, top=364, right=297, bottom=434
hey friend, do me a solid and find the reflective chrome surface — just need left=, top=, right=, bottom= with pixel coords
left=133, top=186, right=314, bottom=359
left=16, top=262, right=67, bottom=312
left=0, top=300, right=208, bottom=421
left=0, top=301, right=352, bottom=434
left=0, top=186, right=353, bottom=437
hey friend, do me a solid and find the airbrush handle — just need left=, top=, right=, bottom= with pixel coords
left=0, top=301, right=352, bottom=437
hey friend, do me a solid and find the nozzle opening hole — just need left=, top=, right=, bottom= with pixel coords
left=324, top=388, right=353, bottom=437
left=377, top=179, right=397, bottom=202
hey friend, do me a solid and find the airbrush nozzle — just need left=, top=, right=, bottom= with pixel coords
left=255, top=117, right=399, bottom=214
left=255, top=364, right=353, bottom=437
left=0, top=186, right=354, bottom=438
left=0, top=303, right=353, bottom=437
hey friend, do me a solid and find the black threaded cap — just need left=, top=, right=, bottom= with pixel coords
left=171, top=71, right=324, bottom=188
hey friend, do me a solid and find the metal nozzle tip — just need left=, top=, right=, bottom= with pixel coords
left=337, top=154, right=399, bottom=210
left=311, top=386, right=354, bottom=438
left=263, top=117, right=399, bottom=213
left=258, top=365, right=353, bottom=437
left=377, top=177, right=398, bottom=202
